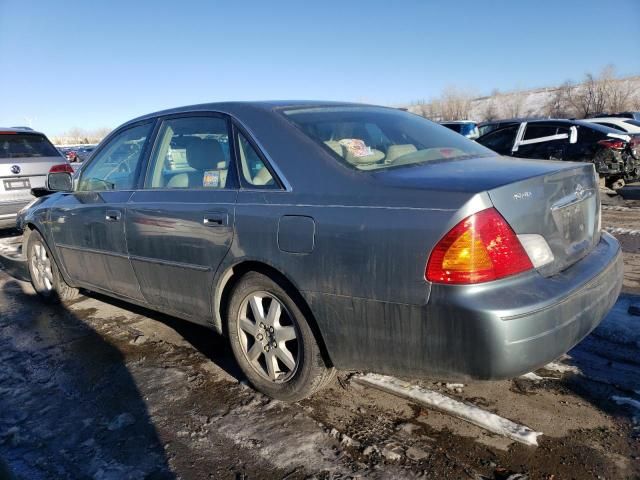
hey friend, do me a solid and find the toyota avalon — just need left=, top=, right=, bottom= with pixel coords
left=17, top=102, right=623, bottom=401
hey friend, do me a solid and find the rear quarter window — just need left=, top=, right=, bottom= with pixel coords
left=0, top=133, right=61, bottom=159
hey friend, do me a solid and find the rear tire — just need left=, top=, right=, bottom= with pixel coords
left=226, top=272, right=334, bottom=401
left=27, top=230, right=79, bottom=303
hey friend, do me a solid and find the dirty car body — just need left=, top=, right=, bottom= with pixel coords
left=17, top=101, right=622, bottom=389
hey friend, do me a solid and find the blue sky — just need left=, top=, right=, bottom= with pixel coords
left=1, top=0, right=639, bottom=134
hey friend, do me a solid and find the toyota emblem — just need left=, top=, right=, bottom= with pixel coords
left=10, top=165, right=21, bottom=175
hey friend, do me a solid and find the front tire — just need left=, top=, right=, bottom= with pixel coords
left=27, top=230, right=79, bottom=303
left=226, top=272, right=335, bottom=401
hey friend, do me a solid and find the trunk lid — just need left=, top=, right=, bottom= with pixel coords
left=0, top=155, right=64, bottom=179
left=488, top=162, right=599, bottom=275
left=375, top=155, right=600, bottom=275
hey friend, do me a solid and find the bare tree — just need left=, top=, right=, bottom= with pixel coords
left=438, top=86, right=473, bottom=121
left=480, top=98, right=499, bottom=121
left=51, top=127, right=112, bottom=145
left=504, top=90, right=526, bottom=118
left=544, top=81, right=573, bottom=118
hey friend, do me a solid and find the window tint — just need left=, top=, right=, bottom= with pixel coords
left=236, top=132, right=277, bottom=188
left=577, top=126, right=607, bottom=143
left=441, top=123, right=462, bottom=133
left=146, top=116, right=233, bottom=189
left=0, top=133, right=61, bottom=159
left=476, top=126, right=518, bottom=153
left=523, top=124, right=558, bottom=140
left=283, top=107, right=491, bottom=171
left=78, top=123, right=152, bottom=191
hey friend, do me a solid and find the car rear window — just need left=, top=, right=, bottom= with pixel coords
left=281, top=107, right=492, bottom=170
left=0, top=133, right=60, bottom=159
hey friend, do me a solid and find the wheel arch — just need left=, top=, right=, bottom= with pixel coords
left=214, top=260, right=334, bottom=367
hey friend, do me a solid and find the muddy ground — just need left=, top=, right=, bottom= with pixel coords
left=1, top=201, right=640, bottom=479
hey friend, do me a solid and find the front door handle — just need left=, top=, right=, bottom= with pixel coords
left=106, top=210, right=121, bottom=222
left=203, top=212, right=228, bottom=227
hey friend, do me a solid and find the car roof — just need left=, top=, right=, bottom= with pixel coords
left=479, top=118, right=625, bottom=138
left=583, top=117, right=628, bottom=123
left=0, top=126, right=46, bottom=135
left=122, top=100, right=387, bottom=127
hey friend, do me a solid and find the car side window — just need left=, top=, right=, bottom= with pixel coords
left=78, top=123, right=152, bottom=191
left=146, top=116, right=234, bottom=189
left=236, top=131, right=278, bottom=189
left=523, top=125, right=558, bottom=140
left=477, top=126, right=517, bottom=153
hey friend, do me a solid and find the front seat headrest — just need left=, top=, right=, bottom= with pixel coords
left=186, top=138, right=225, bottom=170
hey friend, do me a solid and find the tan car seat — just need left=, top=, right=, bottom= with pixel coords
left=167, top=138, right=227, bottom=188
left=385, top=144, right=417, bottom=164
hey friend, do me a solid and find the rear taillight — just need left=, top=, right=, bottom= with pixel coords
left=426, top=208, right=533, bottom=284
left=49, top=163, right=74, bottom=174
left=598, top=139, right=626, bottom=150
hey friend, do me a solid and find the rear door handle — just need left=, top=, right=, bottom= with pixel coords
left=203, top=212, right=228, bottom=227
left=105, top=210, right=121, bottom=222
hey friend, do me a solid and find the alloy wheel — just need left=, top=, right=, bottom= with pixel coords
left=30, top=241, right=53, bottom=292
left=237, top=291, right=300, bottom=382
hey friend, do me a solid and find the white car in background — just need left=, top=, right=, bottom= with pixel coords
left=0, top=127, right=72, bottom=229
left=583, top=117, right=640, bottom=134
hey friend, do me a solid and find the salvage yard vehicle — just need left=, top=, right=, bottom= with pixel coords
left=476, top=119, right=640, bottom=189
left=0, top=127, right=72, bottom=229
left=16, top=102, right=623, bottom=401
left=439, top=120, right=480, bottom=140
left=582, top=117, right=640, bottom=134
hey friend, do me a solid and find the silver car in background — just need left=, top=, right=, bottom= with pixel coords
left=0, top=127, right=71, bottom=228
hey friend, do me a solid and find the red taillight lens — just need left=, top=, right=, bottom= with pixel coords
left=49, top=163, right=74, bottom=174
left=598, top=139, right=626, bottom=150
left=426, top=208, right=533, bottom=284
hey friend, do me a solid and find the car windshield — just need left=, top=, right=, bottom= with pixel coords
left=0, top=133, right=60, bottom=159
left=282, top=106, right=492, bottom=170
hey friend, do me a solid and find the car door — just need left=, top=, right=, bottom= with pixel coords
left=50, top=121, right=154, bottom=300
left=125, top=114, right=238, bottom=322
left=513, top=123, right=571, bottom=160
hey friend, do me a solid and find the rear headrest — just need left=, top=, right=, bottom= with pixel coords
left=186, top=138, right=225, bottom=170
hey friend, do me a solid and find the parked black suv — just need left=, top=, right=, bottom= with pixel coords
left=477, top=119, right=640, bottom=189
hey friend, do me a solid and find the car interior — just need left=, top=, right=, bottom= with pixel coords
left=316, top=123, right=462, bottom=169
left=149, top=121, right=275, bottom=189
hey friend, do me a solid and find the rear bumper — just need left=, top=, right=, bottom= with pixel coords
left=306, top=232, right=623, bottom=379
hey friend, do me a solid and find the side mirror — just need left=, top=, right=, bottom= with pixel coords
left=46, top=171, right=73, bottom=192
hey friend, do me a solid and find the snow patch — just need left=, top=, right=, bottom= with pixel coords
left=592, top=295, right=640, bottom=349
left=544, top=362, right=581, bottom=374
left=354, top=374, right=542, bottom=446
left=445, top=383, right=465, bottom=390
